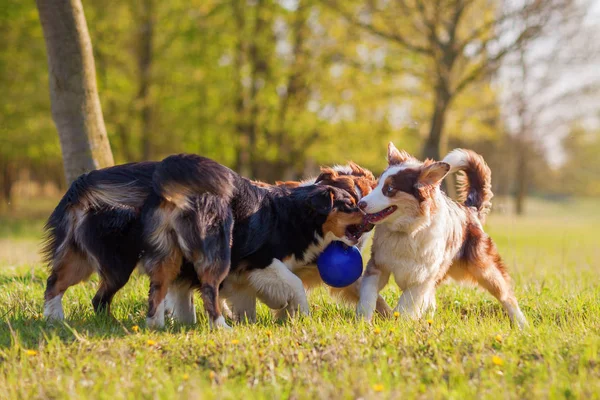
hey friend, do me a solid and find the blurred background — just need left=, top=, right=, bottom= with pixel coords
left=1, top=0, right=600, bottom=218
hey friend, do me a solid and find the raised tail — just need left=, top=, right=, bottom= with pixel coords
left=152, top=154, right=235, bottom=208
left=442, top=149, right=493, bottom=223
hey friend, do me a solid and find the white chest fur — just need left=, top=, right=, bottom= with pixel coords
left=372, top=206, right=463, bottom=290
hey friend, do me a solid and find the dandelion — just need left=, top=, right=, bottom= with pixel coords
left=373, top=384, right=384, bottom=392
left=492, top=355, right=504, bottom=366
left=393, top=311, right=400, bottom=318
left=495, top=334, right=503, bottom=343
left=426, top=319, right=433, bottom=325
left=131, top=325, right=139, bottom=333
left=182, top=374, right=189, bottom=381
left=25, top=350, right=37, bottom=356
left=265, top=330, right=272, bottom=338
left=373, top=327, right=381, bottom=334
left=231, top=339, right=240, bottom=345
left=389, top=328, right=395, bottom=333
left=147, top=339, right=157, bottom=346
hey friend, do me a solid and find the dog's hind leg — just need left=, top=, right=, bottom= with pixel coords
left=145, top=249, right=183, bottom=329
left=92, top=266, right=136, bottom=317
left=178, top=202, right=233, bottom=330
left=44, top=246, right=95, bottom=321
left=394, top=282, right=436, bottom=319
left=466, top=260, right=528, bottom=329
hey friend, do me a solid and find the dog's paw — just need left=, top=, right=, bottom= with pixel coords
left=209, top=315, right=232, bottom=330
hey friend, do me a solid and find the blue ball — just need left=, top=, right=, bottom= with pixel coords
left=317, top=241, right=364, bottom=288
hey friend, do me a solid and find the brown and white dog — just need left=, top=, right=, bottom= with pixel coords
left=356, top=143, right=527, bottom=328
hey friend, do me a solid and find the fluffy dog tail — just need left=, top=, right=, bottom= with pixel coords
left=442, top=149, right=493, bottom=223
left=153, top=154, right=235, bottom=208
left=41, top=166, right=153, bottom=264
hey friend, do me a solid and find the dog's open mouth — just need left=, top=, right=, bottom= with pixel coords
left=364, top=206, right=398, bottom=223
left=345, top=221, right=374, bottom=243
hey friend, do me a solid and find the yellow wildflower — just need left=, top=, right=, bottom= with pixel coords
left=492, top=355, right=504, bottom=366
left=495, top=334, right=503, bottom=343
left=231, top=339, right=240, bottom=345
left=131, top=325, right=139, bottom=333
left=373, top=384, right=384, bottom=392
left=25, top=350, right=37, bottom=356
left=147, top=339, right=157, bottom=346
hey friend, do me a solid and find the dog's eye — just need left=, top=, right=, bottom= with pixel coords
left=387, top=185, right=394, bottom=194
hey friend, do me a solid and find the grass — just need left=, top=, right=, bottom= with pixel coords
left=0, top=197, right=599, bottom=399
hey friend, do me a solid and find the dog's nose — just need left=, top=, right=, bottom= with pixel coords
left=358, top=201, right=367, bottom=210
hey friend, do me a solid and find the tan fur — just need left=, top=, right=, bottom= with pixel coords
left=322, top=209, right=363, bottom=239
left=44, top=249, right=95, bottom=300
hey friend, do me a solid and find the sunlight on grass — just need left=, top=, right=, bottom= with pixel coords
left=0, top=197, right=599, bottom=398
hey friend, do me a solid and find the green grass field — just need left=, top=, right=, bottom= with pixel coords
left=0, top=198, right=599, bottom=399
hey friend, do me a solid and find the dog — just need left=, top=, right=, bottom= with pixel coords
left=355, top=143, right=527, bottom=328
left=42, top=155, right=374, bottom=329
left=168, top=163, right=392, bottom=323
left=140, top=154, right=377, bottom=328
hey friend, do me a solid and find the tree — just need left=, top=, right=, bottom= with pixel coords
left=329, top=0, right=573, bottom=160
left=499, top=1, right=596, bottom=214
left=36, top=0, right=114, bottom=184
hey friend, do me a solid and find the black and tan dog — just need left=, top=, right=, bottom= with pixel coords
left=169, top=163, right=392, bottom=323
left=42, top=155, right=373, bottom=328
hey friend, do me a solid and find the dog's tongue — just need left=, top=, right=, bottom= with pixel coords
left=360, top=216, right=375, bottom=232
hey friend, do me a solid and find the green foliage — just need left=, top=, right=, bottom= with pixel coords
left=1, top=0, right=503, bottom=182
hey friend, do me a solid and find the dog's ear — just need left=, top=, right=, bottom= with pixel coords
left=417, top=162, right=450, bottom=187
left=315, top=167, right=338, bottom=184
left=310, top=187, right=335, bottom=214
left=387, top=142, right=415, bottom=165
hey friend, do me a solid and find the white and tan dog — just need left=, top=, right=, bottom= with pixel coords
left=356, top=143, right=527, bottom=328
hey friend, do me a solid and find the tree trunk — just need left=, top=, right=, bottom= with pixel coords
left=0, top=162, right=16, bottom=209
left=232, top=0, right=251, bottom=176
left=514, top=145, right=527, bottom=215
left=36, top=0, right=114, bottom=184
left=422, top=86, right=451, bottom=161
left=138, top=0, right=154, bottom=161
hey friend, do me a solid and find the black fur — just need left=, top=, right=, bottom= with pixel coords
left=42, top=154, right=362, bottom=325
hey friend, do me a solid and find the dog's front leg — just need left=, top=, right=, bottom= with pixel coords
left=357, top=259, right=390, bottom=322
left=394, top=282, right=436, bottom=319
left=248, top=258, right=309, bottom=321
left=165, top=282, right=196, bottom=324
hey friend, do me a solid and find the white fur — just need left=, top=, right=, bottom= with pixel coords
left=248, top=258, right=309, bottom=320
left=44, top=294, right=64, bottom=321
left=442, top=149, right=470, bottom=173
left=359, top=166, right=417, bottom=215
left=356, top=272, right=382, bottom=321
left=165, top=284, right=196, bottom=324
left=210, top=315, right=231, bottom=330
left=146, top=299, right=166, bottom=329
left=220, top=274, right=258, bottom=323
left=358, top=191, right=466, bottom=321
